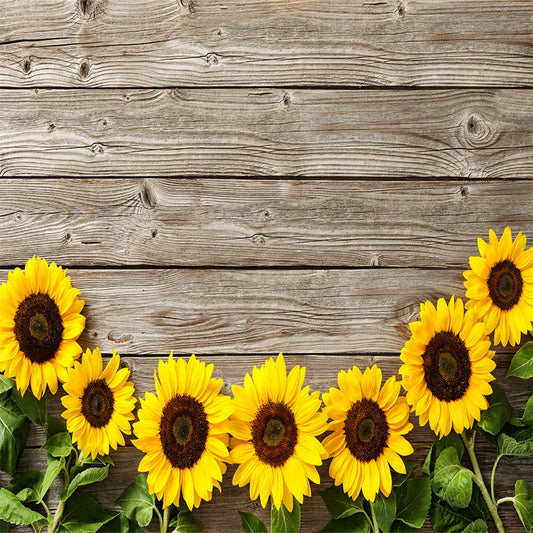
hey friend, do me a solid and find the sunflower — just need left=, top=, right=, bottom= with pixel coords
left=322, top=365, right=413, bottom=502
left=464, top=227, right=533, bottom=346
left=133, top=354, right=233, bottom=510
left=61, top=348, right=136, bottom=459
left=229, top=353, right=328, bottom=511
left=0, top=257, right=85, bottom=399
left=399, top=296, right=496, bottom=437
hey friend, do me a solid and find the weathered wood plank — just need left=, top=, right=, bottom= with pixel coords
left=0, top=0, right=531, bottom=87
left=0, top=89, right=531, bottom=177
left=6, top=354, right=531, bottom=532
left=2, top=178, right=532, bottom=268
left=0, top=267, right=506, bottom=355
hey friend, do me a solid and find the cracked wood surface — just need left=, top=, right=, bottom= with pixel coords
left=0, top=0, right=531, bottom=87
left=0, top=89, right=531, bottom=177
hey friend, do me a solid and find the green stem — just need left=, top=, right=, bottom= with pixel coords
left=48, top=498, right=66, bottom=533
left=491, top=455, right=502, bottom=503
left=160, top=506, right=170, bottom=533
left=497, top=497, right=515, bottom=507
left=369, top=504, right=380, bottom=533
left=461, top=431, right=505, bottom=533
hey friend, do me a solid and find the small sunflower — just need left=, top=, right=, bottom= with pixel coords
left=0, top=257, right=85, bottom=399
left=400, top=297, right=496, bottom=437
left=322, top=365, right=413, bottom=502
left=133, top=354, right=233, bottom=510
left=61, top=348, right=136, bottom=459
left=464, top=227, right=533, bottom=346
left=229, top=353, right=328, bottom=511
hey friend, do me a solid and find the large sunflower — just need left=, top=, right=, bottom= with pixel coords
left=61, top=348, right=136, bottom=459
left=229, top=353, right=328, bottom=511
left=400, top=297, right=496, bottom=437
left=0, top=257, right=85, bottom=399
left=133, top=354, right=233, bottom=510
left=322, top=365, right=413, bottom=502
left=464, top=227, right=533, bottom=346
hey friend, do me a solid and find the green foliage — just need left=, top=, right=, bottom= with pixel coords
left=395, top=476, right=431, bottom=529
left=519, top=396, right=533, bottom=427
left=0, top=487, right=45, bottom=526
left=391, top=462, right=415, bottom=487
left=46, top=415, right=68, bottom=438
left=61, top=465, right=110, bottom=502
left=42, top=431, right=73, bottom=458
left=432, top=447, right=473, bottom=509
left=370, top=492, right=396, bottom=532
left=0, top=392, right=30, bottom=477
left=514, top=479, right=533, bottom=532
left=320, top=486, right=366, bottom=520
left=320, top=513, right=370, bottom=532
left=271, top=500, right=301, bottom=533
left=11, top=388, right=46, bottom=427
left=477, top=383, right=512, bottom=436
left=7, top=470, right=44, bottom=503
left=97, top=512, right=142, bottom=533
left=508, top=342, right=533, bottom=379
left=0, top=375, right=14, bottom=394
left=497, top=432, right=533, bottom=457
left=423, top=433, right=464, bottom=476
left=40, top=456, right=65, bottom=500
left=58, top=491, right=116, bottom=533
left=239, top=511, right=268, bottom=533
left=116, top=473, right=155, bottom=528
left=462, top=519, right=488, bottom=532
left=170, top=511, right=202, bottom=533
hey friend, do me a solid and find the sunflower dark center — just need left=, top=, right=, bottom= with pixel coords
left=13, top=293, right=64, bottom=364
left=488, top=260, right=523, bottom=310
left=423, top=331, right=471, bottom=402
left=81, top=380, right=114, bottom=428
left=344, top=399, right=388, bottom=462
left=252, top=402, right=297, bottom=467
left=159, top=395, right=208, bottom=469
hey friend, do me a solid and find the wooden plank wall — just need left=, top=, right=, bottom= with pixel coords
left=0, top=0, right=532, bottom=531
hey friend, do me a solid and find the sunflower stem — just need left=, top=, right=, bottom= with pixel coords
left=160, top=506, right=170, bottom=533
left=461, top=431, right=505, bottom=533
left=48, top=454, right=72, bottom=533
left=369, top=503, right=380, bottom=533
left=497, top=497, right=515, bottom=507
left=491, top=454, right=502, bottom=503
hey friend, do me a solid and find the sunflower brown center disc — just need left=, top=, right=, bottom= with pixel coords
left=488, top=260, right=523, bottom=310
left=14, top=293, right=64, bottom=364
left=344, top=399, right=388, bottom=462
left=82, top=380, right=115, bottom=428
left=160, top=394, right=208, bottom=469
left=252, top=401, right=297, bottom=467
left=422, top=331, right=471, bottom=402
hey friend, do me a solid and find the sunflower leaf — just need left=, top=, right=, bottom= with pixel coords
left=423, top=434, right=464, bottom=476
left=371, top=491, right=396, bottom=532
left=462, top=518, right=488, bottom=533
left=0, top=488, right=45, bottom=526
left=7, top=470, right=44, bottom=503
left=497, top=432, right=533, bottom=457
left=514, top=479, right=533, bottom=532
left=395, top=476, right=431, bottom=528
left=98, top=511, right=143, bottom=533
left=519, top=396, right=533, bottom=427
left=39, top=456, right=65, bottom=500
left=390, top=520, right=418, bottom=533
left=271, top=500, right=300, bottom=533
left=170, top=511, right=201, bottom=533
left=0, top=393, right=30, bottom=477
left=432, top=447, right=473, bottom=509
left=320, top=513, right=370, bottom=533
left=61, top=465, right=110, bottom=502
left=238, top=511, right=267, bottom=533
left=476, top=383, right=511, bottom=436
left=46, top=415, right=68, bottom=438
left=0, top=375, right=14, bottom=394
left=320, top=486, right=366, bottom=520
left=392, top=462, right=415, bottom=487
left=508, top=342, right=533, bottom=379
left=42, top=431, right=73, bottom=458
left=115, top=473, right=154, bottom=528
left=58, top=491, right=116, bottom=533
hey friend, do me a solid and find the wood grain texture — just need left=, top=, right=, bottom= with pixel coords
left=0, top=89, right=531, bottom=177
left=4, top=354, right=532, bottom=532
left=2, top=178, right=533, bottom=268
left=0, top=0, right=531, bottom=87
left=0, top=267, right=508, bottom=355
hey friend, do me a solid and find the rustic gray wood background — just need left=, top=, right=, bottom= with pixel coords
left=1, top=0, right=532, bottom=531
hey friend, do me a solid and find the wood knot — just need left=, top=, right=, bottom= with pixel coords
left=205, top=53, right=219, bottom=66
left=48, top=123, right=56, bottom=133
left=91, top=143, right=104, bottom=155
left=251, top=233, right=267, bottom=246
left=458, top=185, right=469, bottom=199
left=282, top=92, right=291, bottom=107
left=78, top=0, right=105, bottom=18
left=461, top=112, right=499, bottom=148
left=397, top=1, right=405, bottom=17
left=79, top=59, right=90, bottom=80
left=179, top=0, right=195, bottom=12
left=21, top=57, right=32, bottom=75
left=107, top=332, right=133, bottom=344
left=139, top=180, right=157, bottom=209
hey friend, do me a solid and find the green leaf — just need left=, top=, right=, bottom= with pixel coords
left=7, top=470, right=44, bottom=503
left=0, top=374, right=14, bottom=394
left=115, top=473, right=155, bottom=528
left=46, top=415, right=67, bottom=438
left=462, top=519, right=488, bottom=533
left=238, top=511, right=268, bottom=533
left=320, top=513, right=370, bottom=533
left=477, top=383, right=511, bottom=436
left=520, top=396, right=533, bottom=427
left=423, top=433, right=464, bottom=476
left=390, top=520, right=418, bottom=533
left=392, top=462, right=415, bottom=487
left=396, top=476, right=431, bottom=528
left=0, top=488, right=45, bottom=526
left=39, top=456, right=65, bottom=500
left=432, top=447, right=473, bottom=509
left=98, top=512, right=143, bottom=533
left=514, top=479, right=533, bottom=532
left=0, top=520, right=9, bottom=533
left=42, top=431, right=73, bottom=458
left=81, top=454, right=114, bottom=467
left=11, top=388, right=46, bottom=427
left=171, top=511, right=201, bottom=533
left=320, top=486, right=366, bottom=520
left=508, top=342, right=533, bottom=379
left=498, top=432, right=533, bottom=457
left=271, top=500, right=301, bottom=533
left=59, top=491, right=116, bottom=533
left=371, top=492, right=396, bottom=532
left=0, top=394, right=30, bottom=476
left=61, top=465, right=110, bottom=502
